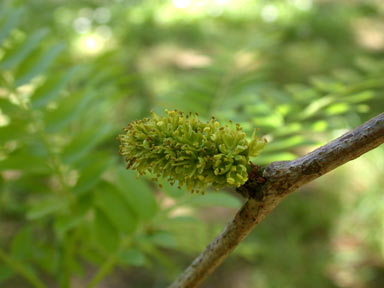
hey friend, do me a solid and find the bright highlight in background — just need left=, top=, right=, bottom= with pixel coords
left=75, top=33, right=105, bottom=55
left=289, top=0, right=312, bottom=11
left=216, top=0, right=230, bottom=5
left=261, top=4, right=278, bottom=22
left=173, top=0, right=190, bottom=9
left=172, top=0, right=231, bottom=9
left=85, top=36, right=97, bottom=50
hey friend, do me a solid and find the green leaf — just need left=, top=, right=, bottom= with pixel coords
left=271, top=123, right=302, bottom=137
left=26, top=196, right=70, bottom=220
left=93, top=208, right=119, bottom=252
left=252, top=152, right=297, bottom=164
left=326, top=103, right=349, bottom=115
left=312, top=120, right=328, bottom=132
left=299, top=96, right=334, bottom=120
left=0, top=118, right=28, bottom=143
left=160, top=181, right=185, bottom=199
left=263, top=136, right=306, bottom=152
left=31, top=66, right=79, bottom=109
left=75, top=192, right=94, bottom=215
left=61, top=124, right=113, bottom=165
left=245, top=103, right=272, bottom=116
left=0, top=98, right=20, bottom=115
left=186, top=192, right=242, bottom=208
left=310, top=77, right=345, bottom=93
left=118, top=249, right=146, bottom=267
left=285, top=84, right=319, bottom=101
left=43, top=87, right=95, bottom=132
left=11, top=226, right=33, bottom=259
left=0, top=150, right=50, bottom=173
left=73, top=153, right=115, bottom=195
left=54, top=214, right=84, bottom=240
left=149, top=231, right=178, bottom=249
left=252, top=113, right=283, bottom=129
left=0, top=266, right=14, bottom=284
left=343, top=90, right=374, bottom=103
left=356, top=104, right=370, bottom=113
left=116, top=167, right=158, bottom=221
left=162, top=215, right=198, bottom=224
left=1, top=29, right=48, bottom=70
left=0, top=8, right=22, bottom=45
left=94, top=181, right=137, bottom=234
left=15, top=43, right=65, bottom=87
left=34, top=245, right=60, bottom=276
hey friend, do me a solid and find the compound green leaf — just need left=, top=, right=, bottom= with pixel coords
left=0, top=266, right=14, bottom=285
left=15, top=43, right=65, bottom=87
left=11, top=226, right=33, bottom=259
left=118, top=249, right=146, bottom=267
left=93, top=208, right=119, bottom=252
left=31, top=66, right=79, bottom=109
left=252, top=152, right=297, bottom=164
left=73, top=154, right=115, bottom=195
left=115, top=167, right=158, bottom=221
left=149, top=231, right=178, bottom=249
left=343, top=90, right=374, bottom=103
left=1, top=29, right=48, bottom=70
left=61, top=124, right=113, bottom=165
left=0, top=150, right=50, bottom=173
left=94, top=181, right=137, bottom=235
left=43, top=87, right=95, bottom=132
left=326, top=103, right=349, bottom=115
left=263, top=135, right=306, bottom=152
left=299, top=96, right=334, bottom=120
left=26, top=196, right=70, bottom=220
left=0, top=8, right=22, bottom=45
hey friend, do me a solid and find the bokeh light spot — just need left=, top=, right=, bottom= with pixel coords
left=261, top=4, right=278, bottom=22
left=173, top=0, right=190, bottom=9
left=73, top=17, right=91, bottom=34
left=94, top=7, right=111, bottom=24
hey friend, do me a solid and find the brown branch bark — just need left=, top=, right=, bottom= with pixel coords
left=169, top=112, right=384, bottom=288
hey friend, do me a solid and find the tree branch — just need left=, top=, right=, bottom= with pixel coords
left=169, top=112, right=384, bottom=288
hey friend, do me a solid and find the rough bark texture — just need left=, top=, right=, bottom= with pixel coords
left=169, top=113, right=384, bottom=288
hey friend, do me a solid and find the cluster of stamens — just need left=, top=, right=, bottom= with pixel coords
left=118, top=110, right=266, bottom=194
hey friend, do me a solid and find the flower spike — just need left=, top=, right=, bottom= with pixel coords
left=118, top=110, right=266, bottom=194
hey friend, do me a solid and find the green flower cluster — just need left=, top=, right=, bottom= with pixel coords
left=118, top=110, right=266, bottom=193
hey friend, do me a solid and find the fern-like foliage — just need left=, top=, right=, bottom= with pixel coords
left=156, top=50, right=384, bottom=164
left=0, top=4, right=147, bottom=287
left=1, top=2, right=384, bottom=288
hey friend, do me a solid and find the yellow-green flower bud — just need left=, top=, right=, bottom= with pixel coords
left=118, top=110, right=266, bottom=194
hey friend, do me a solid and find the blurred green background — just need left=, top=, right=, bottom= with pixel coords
left=0, top=0, right=384, bottom=287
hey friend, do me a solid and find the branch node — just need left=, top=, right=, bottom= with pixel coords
left=236, top=163, right=266, bottom=200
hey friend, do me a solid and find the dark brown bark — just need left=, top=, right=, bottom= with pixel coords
left=169, top=113, right=384, bottom=288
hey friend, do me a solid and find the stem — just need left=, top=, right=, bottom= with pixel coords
left=59, top=232, right=76, bottom=288
left=12, top=87, right=74, bottom=202
left=0, top=249, right=47, bottom=288
left=169, top=112, right=384, bottom=288
left=86, top=238, right=132, bottom=288
left=86, top=253, right=119, bottom=288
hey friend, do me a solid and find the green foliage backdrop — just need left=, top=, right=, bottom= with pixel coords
left=0, top=0, right=384, bottom=287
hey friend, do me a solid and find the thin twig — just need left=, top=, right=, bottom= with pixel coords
left=169, top=113, right=384, bottom=288
left=86, top=253, right=119, bottom=288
